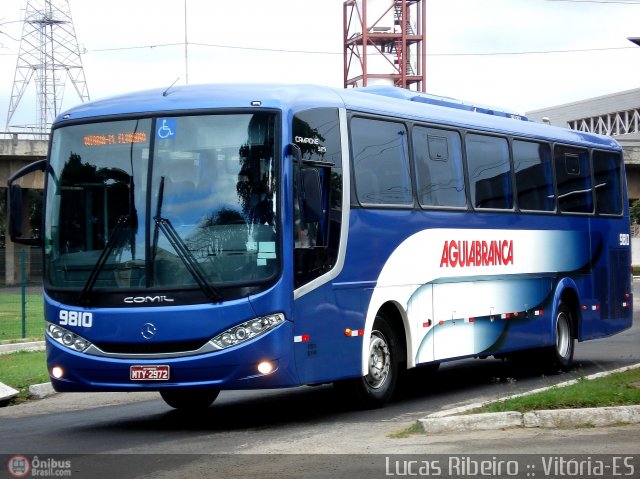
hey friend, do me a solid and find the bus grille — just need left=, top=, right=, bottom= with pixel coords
left=94, top=339, right=209, bottom=355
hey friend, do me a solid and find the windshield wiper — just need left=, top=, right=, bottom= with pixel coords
left=151, top=177, right=223, bottom=302
left=79, top=215, right=130, bottom=305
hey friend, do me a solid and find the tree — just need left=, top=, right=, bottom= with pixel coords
left=631, top=199, right=640, bottom=226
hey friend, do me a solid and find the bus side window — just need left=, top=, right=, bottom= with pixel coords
left=513, top=140, right=555, bottom=212
left=465, top=134, right=513, bottom=210
left=593, top=151, right=623, bottom=215
left=351, top=117, right=412, bottom=206
left=412, top=126, right=466, bottom=208
left=555, top=146, right=593, bottom=214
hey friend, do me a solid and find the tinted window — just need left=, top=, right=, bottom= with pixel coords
left=351, top=118, right=412, bottom=206
left=555, top=146, right=593, bottom=214
left=412, top=126, right=466, bottom=208
left=513, top=140, right=554, bottom=211
left=593, top=151, right=623, bottom=215
left=465, top=134, right=512, bottom=209
left=292, top=108, right=343, bottom=288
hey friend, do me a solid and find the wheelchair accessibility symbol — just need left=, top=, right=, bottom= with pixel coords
left=157, top=118, right=176, bottom=140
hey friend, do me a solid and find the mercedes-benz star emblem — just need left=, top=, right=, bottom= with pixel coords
left=141, top=322, right=157, bottom=339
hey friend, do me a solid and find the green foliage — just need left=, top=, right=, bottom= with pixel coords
left=630, top=199, right=640, bottom=225
left=475, top=368, right=640, bottom=413
left=0, top=350, right=48, bottom=401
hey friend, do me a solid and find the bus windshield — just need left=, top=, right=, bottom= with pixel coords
left=44, top=113, right=278, bottom=299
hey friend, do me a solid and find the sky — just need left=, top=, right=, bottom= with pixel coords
left=1, top=0, right=640, bottom=131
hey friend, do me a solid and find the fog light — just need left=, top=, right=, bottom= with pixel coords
left=257, top=361, right=274, bottom=375
left=51, top=366, right=64, bottom=379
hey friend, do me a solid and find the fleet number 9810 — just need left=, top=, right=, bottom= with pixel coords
left=59, top=310, right=93, bottom=327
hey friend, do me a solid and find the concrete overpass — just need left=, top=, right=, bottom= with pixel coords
left=0, top=133, right=47, bottom=183
left=0, top=132, right=47, bottom=286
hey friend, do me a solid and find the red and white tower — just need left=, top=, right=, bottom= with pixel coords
left=344, top=0, right=426, bottom=91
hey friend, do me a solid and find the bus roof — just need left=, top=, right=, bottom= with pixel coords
left=55, top=83, right=621, bottom=150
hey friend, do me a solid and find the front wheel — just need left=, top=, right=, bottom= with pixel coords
left=160, top=389, right=220, bottom=410
left=334, top=311, right=400, bottom=409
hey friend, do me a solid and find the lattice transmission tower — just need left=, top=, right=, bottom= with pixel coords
left=344, top=0, right=426, bottom=91
left=6, top=0, right=89, bottom=135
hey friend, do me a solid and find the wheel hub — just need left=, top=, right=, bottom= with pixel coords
left=366, top=332, right=390, bottom=389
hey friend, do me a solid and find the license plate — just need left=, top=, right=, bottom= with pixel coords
left=130, top=365, right=170, bottom=381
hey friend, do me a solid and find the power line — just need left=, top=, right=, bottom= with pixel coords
left=430, top=46, right=637, bottom=57
left=87, top=41, right=638, bottom=57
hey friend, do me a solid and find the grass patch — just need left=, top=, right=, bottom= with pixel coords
left=388, top=422, right=423, bottom=438
left=0, top=350, right=49, bottom=402
left=473, top=368, right=640, bottom=414
left=0, top=294, right=45, bottom=341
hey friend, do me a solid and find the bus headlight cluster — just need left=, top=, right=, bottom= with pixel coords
left=46, top=322, right=92, bottom=352
left=212, top=313, right=285, bottom=349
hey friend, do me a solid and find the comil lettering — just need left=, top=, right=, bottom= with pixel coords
left=440, top=239, right=514, bottom=268
left=124, top=295, right=175, bottom=304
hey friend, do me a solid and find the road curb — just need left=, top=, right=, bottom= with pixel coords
left=28, top=382, right=57, bottom=400
left=418, top=363, right=640, bottom=433
left=0, top=341, right=45, bottom=355
left=0, top=382, right=19, bottom=403
left=419, top=405, right=640, bottom=433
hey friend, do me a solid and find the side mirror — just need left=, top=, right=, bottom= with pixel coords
left=7, top=159, right=47, bottom=246
left=9, top=184, right=24, bottom=239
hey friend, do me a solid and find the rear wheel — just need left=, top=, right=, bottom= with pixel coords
left=160, top=389, right=220, bottom=410
left=544, top=302, right=575, bottom=370
left=335, top=311, right=400, bottom=408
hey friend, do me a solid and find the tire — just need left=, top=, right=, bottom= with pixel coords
left=335, top=311, right=400, bottom=409
left=160, top=389, right=220, bottom=410
left=544, top=302, right=575, bottom=371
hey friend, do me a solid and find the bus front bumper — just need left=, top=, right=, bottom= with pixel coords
left=46, top=321, right=300, bottom=392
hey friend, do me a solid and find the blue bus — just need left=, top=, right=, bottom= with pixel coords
left=8, top=84, right=632, bottom=409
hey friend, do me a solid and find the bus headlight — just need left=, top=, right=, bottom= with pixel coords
left=46, top=322, right=92, bottom=352
left=211, top=313, right=285, bottom=349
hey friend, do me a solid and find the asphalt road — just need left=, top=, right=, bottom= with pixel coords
left=1, top=284, right=639, bottom=478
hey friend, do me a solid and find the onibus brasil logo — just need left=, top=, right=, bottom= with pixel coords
left=7, top=455, right=72, bottom=477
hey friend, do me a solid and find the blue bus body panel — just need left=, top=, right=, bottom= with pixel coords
left=56, top=83, right=618, bottom=152
left=291, top=206, right=631, bottom=384
left=45, top=271, right=303, bottom=392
